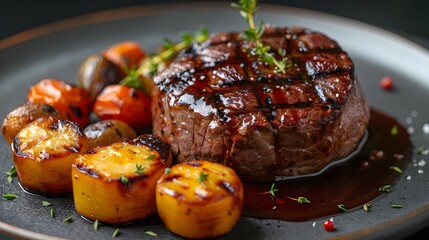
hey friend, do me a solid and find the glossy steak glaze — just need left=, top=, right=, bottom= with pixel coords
left=152, top=26, right=370, bottom=179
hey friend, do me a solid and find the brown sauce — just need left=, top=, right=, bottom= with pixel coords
left=242, top=109, right=412, bottom=221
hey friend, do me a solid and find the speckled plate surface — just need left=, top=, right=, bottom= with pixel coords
left=1, top=2, right=429, bottom=239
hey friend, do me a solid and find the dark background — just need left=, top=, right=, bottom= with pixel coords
left=1, top=0, right=429, bottom=239
left=2, top=0, right=429, bottom=48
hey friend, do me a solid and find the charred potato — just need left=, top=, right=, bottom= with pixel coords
left=12, top=117, right=89, bottom=196
left=133, top=134, right=172, bottom=167
left=84, top=120, right=137, bottom=149
left=72, top=138, right=167, bottom=224
left=77, top=54, right=122, bottom=101
left=156, top=160, right=243, bottom=239
left=2, top=103, right=60, bottom=144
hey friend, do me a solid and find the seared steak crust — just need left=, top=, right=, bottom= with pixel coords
left=152, top=26, right=370, bottom=179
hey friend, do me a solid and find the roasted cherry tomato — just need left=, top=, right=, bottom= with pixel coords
left=77, top=54, right=122, bottom=101
left=27, top=79, right=92, bottom=126
left=103, top=41, right=146, bottom=75
left=93, top=85, right=151, bottom=132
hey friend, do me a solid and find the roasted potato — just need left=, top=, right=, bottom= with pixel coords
left=156, top=160, right=243, bottom=239
left=27, top=79, right=92, bottom=126
left=12, top=117, right=89, bottom=196
left=2, top=103, right=60, bottom=144
left=72, top=138, right=167, bottom=224
left=84, top=119, right=137, bottom=149
left=77, top=54, right=122, bottom=101
left=133, top=134, right=172, bottom=167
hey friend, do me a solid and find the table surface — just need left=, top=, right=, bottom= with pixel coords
left=1, top=0, right=429, bottom=239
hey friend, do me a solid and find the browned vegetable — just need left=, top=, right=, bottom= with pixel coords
left=12, top=117, right=89, bottom=196
left=103, top=41, right=146, bottom=75
left=84, top=119, right=137, bottom=149
left=156, top=160, right=243, bottom=239
left=93, top=85, right=152, bottom=132
left=72, top=139, right=165, bottom=224
left=1, top=103, right=60, bottom=144
left=77, top=54, right=122, bottom=101
left=133, top=134, right=172, bottom=167
left=27, top=79, right=92, bottom=126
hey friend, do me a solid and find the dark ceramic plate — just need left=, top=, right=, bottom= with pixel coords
left=1, top=2, right=429, bottom=240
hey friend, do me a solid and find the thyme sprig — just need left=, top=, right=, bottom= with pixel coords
left=363, top=203, right=372, bottom=212
left=338, top=204, right=347, bottom=212
left=231, top=0, right=288, bottom=73
left=257, top=183, right=278, bottom=198
left=119, top=27, right=209, bottom=89
left=268, top=183, right=278, bottom=198
left=379, top=184, right=391, bottom=193
left=5, top=166, right=16, bottom=183
left=286, top=196, right=311, bottom=203
left=144, top=231, right=158, bottom=237
left=134, top=164, right=144, bottom=175
left=94, top=219, right=99, bottom=231
left=198, top=172, right=209, bottom=183
left=2, top=193, right=17, bottom=200
left=136, top=27, right=209, bottom=77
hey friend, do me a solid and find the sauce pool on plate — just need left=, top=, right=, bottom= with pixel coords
left=242, top=110, right=411, bottom=221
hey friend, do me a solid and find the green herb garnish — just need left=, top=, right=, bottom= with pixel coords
left=42, top=200, right=51, bottom=206
left=416, top=146, right=428, bottom=155
left=363, top=203, right=372, bottom=212
left=198, top=172, right=209, bottom=183
left=297, top=197, right=311, bottom=203
left=120, top=175, right=129, bottom=184
left=390, top=166, right=402, bottom=174
left=146, top=154, right=156, bottom=160
left=93, top=219, right=99, bottom=231
left=120, top=67, right=142, bottom=89
left=144, top=231, right=158, bottom=237
left=164, top=167, right=171, bottom=174
left=338, top=204, right=347, bottom=212
left=134, top=27, right=209, bottom=79
left=2, top=193, right=17, bottom=200
left=267, top=183, right=278, bottom=198
left=119, top=27, right=209, bottom=89
left=5, top=166, right=16, bottom=183
left=112, top=228, right=120, bottom=237
left=391, top=204, right=403, bottom=208
left=231, top=0, right=288, bottom=73
left=63, top=216, right=73, bottom=223
left=50, top=208, right=55, bottom=218
left=134, top=164, right=144, bottom=175
left=390, top=125, right=398, bottom=136
left=379, top=184, right=391, bottom=193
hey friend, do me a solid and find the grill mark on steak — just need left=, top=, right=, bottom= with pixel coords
left=153, top=26, right=370, bottom=178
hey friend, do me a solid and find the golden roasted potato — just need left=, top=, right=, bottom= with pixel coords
left=156, top=160, right=243, bottom=239
left=2, top=103, right=60, bottom=144
left=72, top=140, right=166, bottom=224
left=12, top=117, right=89, bottom=196
left=133, top=134, right=172, bottom=167
left=84, top=119, right=137, bottom=149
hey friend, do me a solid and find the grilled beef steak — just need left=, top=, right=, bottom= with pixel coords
left=152, top=26, right=370, bottom=179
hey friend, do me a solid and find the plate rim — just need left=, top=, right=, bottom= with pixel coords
left=1, top=2, right=429, bottom=239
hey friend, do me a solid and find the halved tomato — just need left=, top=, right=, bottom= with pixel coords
left=93, top=84, right=151, bottom=132
left=27, top=79, right=91, bottom=126
left=103, top=41, right=145, bottom=75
